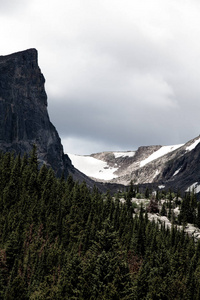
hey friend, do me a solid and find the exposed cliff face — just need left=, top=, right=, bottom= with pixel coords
left=0, top=49, right=66, bottom=175
left=157, top=138, right=200, bottom=192
left=0, top=48, right=92, bottom=183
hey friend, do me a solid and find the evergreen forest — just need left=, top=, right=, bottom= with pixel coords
left=0, top=148, right=200, bottom=299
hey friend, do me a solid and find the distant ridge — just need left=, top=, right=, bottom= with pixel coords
left=68, top=135, right=200, bottom=194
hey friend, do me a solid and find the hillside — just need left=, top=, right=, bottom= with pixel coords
left=0, top=150, right=200, bottom=299
left=68, top=135, right=200, bottom=194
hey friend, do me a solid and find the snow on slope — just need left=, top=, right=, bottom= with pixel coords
left=68, top=153, right=118, bottom=180
left=113, top=151, right=135, bottom=158
left=140, top=144, right=183, bottom=167
left=173, top=168, right=181, bottom=177
left=186, top=182, right=200, bottom=193
left=68, top=145, right=184, bottom=181
left=186, top=137, right=200, bottom=151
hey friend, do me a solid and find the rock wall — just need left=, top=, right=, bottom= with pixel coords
left=0, top=49, right=69, bottom=176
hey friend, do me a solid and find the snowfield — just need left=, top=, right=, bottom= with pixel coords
left=68, top=151, right=135, bottom=180
left=68, top=145, right=184, bottom=181
left=66, top=137, right=200, bottom=184
left=140, top=144, right=183, bottom=167
left=68, top=153, right=118, bottom=180
left=153, top=169, right=159, bottom=179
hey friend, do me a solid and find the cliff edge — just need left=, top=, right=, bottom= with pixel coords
left=0, top=48, right=95, bottom=186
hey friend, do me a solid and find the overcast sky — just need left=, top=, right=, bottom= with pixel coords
left=1, top=0, right=200, bottom=154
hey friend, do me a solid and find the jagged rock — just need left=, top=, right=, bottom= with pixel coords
left=0, top=48, right=98, bottom=189
left=0, top=48, right=67, bottom=175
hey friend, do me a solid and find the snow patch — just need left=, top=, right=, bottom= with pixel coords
left=114, top=151, right=135, bottom=158
left=173, top=168, right=181, bottom=177
left=153, top=169, right=159, bottom=179
left=140, top=144, right=183, bottom=167
left=67, top=153, right=118, bottom=180
left=186, top=182, right=200, bottom=193
left=158, top=185, right=165, bottom=189
left=186, top=137, right=200, bottom=151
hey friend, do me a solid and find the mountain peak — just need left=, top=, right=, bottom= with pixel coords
left=0, top=48, right=62, bottom=172
left=0, top=48, right=38, bottom=62
left=0, top=49, right=99, bottom=189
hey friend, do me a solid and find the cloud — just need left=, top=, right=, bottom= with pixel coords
left=1, top=0, right=200, bottom=154
left=0, top=0, right=28, bottom=14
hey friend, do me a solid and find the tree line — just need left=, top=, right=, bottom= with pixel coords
left=0, top=147, right=200, bottom=299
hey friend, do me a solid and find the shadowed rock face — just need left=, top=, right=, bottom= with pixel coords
left=0, top=48, right=106, bottom=191
left=0, top=48, right=69, bottom=176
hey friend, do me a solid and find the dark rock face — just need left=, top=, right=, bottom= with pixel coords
left=109, top=137, right=200, bottom=193
left=0, top=49, right=70, bottom=177
left=159, top=141, right=200, bottom=192
left=0, top=48, right=106, bottom=191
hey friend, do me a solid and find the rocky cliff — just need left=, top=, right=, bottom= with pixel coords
left=0, top=48, right=95, bottom=186
left=0, top=48, right=68, bottom=175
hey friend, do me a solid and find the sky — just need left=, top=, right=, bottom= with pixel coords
left=1, top=0, right=200, bottom=154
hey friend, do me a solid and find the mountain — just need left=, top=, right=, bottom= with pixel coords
left=68, top=135, right=200, bottom=194
left=2, top=48, right=200, bottom=195
left=0, top=48, right=96, bottom=187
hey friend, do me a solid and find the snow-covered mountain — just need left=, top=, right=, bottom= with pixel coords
left=67, top=151, right=135, bottom=181
left=67, top=135, right=200, bottom=194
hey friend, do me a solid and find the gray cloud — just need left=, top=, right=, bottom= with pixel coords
left=1, top=0, right=200, bottom=154
left=0, top=0, right=28, bottom=14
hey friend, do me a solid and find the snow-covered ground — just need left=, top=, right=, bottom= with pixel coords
left=186, top=182, right=200, bottom=193
left=173, top=168, right=181, bottom=177
left=186, top=137, right=200, bottom=151
left=67, top=138, right=200, bottom=182
left=113, top=151, right=135, bottom=158
left=68, top=151, right=135, bottom=180
left=140, top=144, right=183, bottom=167
left=68, top=153, right=118, bottom=180
left=68, top=145, right=184, bottom=181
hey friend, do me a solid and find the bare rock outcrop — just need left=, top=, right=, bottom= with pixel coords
left=0, top=49, right=68, bottom=175
left=0, top=48, right=96, bottom=188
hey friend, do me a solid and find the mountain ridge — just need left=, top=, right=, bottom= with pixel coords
left=1, top=48, right=200, bottom=195
left=68, top=135, right=200, bottom=194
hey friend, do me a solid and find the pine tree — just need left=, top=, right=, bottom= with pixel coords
left=161, top=202, right=167, bottom=216
left=29, top=145, right=38, bottom=175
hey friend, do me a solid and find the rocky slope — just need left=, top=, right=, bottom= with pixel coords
left=68, top=135, right=200, bottom=194
left=0, top=48, right=96, bottom=187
